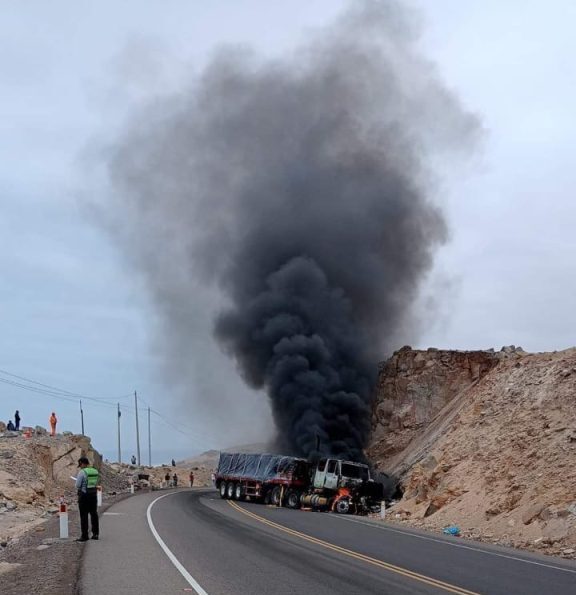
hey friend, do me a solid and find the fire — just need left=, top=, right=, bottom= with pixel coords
left=331, top=487, right=351, bottom=512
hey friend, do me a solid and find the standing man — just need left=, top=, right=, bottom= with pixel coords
left=49, top=412, right=57, bottom=436
left=189, top=471, right=194, bottom=487
left=14, top=410, right=20, bottom=431
left=75, top=456, right=99, bottom=542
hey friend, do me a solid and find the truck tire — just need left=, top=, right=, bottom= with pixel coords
left=226, top=482, right=235, bottom=499
left=219, top=482, right=227, bottom=499
left=286, top=490, right=301, bottom=509
left=271, top=486, right=283, bottom=507
left=234, top=483, right=243, bottom=500
left=335, top=498, right=351, bottom=514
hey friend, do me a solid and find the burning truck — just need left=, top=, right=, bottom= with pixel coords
left=215, top=452, right=383, bottom=515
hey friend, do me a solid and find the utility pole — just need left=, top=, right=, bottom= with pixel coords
left=117, top=403, right=122, bottom=464
left=80, top=400, right=85, bottom=436
left=148, top=406, right=151, bottom=467
left=134, top=391, right=141, bottom=466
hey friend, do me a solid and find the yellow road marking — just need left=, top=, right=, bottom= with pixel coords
left=227, top=500, right=480, bottom=595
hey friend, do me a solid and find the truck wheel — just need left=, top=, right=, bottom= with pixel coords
left=335, top=498, right=351, bottom=514
left=226, top=482, right=235, bottom=499
left=219, top=482, right=227, bottom=499
left=271, top=486, right=283, bottom=507
left=234, top=483, right=243, bottom=500
left=264, top=490, right=272, bottom=505
left=286, top=490, right=301, bottom=509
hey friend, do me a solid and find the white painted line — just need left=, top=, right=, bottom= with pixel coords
left=336, top=515, right=576, bottom=575
left=102, top=512, right=126, bottom=516
left=146, top=492, right=209, bottom=595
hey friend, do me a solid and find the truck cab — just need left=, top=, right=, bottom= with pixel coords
left=313, top=458, right=371, bottom=491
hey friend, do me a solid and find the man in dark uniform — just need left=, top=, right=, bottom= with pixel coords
left=75, top=456, right=100, bottom=542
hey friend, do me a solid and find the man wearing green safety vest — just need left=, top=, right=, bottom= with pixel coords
left=75, top=456, right=100, bottom=542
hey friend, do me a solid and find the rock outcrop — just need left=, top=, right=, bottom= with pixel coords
left=0, top=431, right=129, bottom=544
left=368, top=346, right=576, bottom=558
left=370, top=346, right=498, bottom=473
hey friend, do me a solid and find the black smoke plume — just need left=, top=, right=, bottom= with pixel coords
left=104, top=1, right=477, bottom=461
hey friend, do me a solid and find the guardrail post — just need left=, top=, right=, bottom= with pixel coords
left=59, top=497, right=69, bottom=539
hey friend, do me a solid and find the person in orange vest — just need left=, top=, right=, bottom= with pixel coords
left=49, top=412, right=57, bottom=436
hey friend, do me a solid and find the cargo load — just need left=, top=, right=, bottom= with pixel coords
left=215, top=452, right=383, bottom=515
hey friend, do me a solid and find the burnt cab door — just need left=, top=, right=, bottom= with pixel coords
left=324, top=459, right=340, bottom=490
left=313, top=458, right=327, bottom=489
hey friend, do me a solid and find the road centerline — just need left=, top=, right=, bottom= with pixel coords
left=335, top=515, right=576, bottom=574
left=227, top=500, right=480, bottom=595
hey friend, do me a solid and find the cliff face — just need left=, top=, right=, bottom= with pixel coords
left=368, top=347, right=576, bottom=558
left=370, top=347, right=498, bottom=470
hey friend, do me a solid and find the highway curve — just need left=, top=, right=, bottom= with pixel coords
left=81, top=489, right=576, bottom=595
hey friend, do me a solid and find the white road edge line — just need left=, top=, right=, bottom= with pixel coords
left=146, top=492, right=209, bottom=595
left=335, top=515, right=576, bottom=574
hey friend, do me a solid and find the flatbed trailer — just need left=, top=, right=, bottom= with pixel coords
left=215, top=452, right=311, bottom=507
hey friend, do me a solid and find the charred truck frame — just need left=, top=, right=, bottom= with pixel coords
left=215, top=452, right=383, bottom=515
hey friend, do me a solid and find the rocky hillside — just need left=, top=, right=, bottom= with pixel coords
left=0, top=430, right=130, bottom=545
left=369, top=346, right=576, bottom=559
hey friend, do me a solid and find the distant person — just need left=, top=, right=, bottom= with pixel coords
left=173, top=473, right=178, bottom=487
left=189, top=471, right=194, bottom=488
left=75, top=456, right=99, bottom=542
left=6, top=420, right=15, bottom=431
left=171, top=459, right=176, bottom=467
left=164, top=471, right=170, bottom=487
left=49, top=412, right=57, bottom=436
left=131, top=455, right=137, bottom=465
left=14, top=410, right=20, bottom=431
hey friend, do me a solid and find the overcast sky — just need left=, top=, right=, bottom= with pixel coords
left=2, top=1, right=575, bottom=462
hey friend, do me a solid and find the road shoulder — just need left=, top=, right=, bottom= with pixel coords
left=0, top=492, right=130, bottom=595
left=80, top=489, right=193, bottom=595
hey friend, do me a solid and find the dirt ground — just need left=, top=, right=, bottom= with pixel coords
left=0, top=493, right=130, bottom=595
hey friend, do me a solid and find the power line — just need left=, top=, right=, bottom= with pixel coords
left=0, top=377, right=82, bottom=403
left=0, top=368, right=219, bottom=449
left=0, top=368, right=131, bottom=404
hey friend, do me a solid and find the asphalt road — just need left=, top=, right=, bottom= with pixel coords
left=81, top=489, right=576, bottom=594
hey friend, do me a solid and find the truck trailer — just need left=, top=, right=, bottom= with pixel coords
left=215, top=452, right=383, bottom=515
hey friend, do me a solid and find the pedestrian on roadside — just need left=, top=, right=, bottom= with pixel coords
left=49, top=412, right=57, bottom=436
left=173, top=473, right=178, bottom=487
left=75, top=456, right=100, bottom=542
left=189, top=471, right=194, bottom=488
left=7, top=420, right=15, bottom=431
left=164, top=471, right=170, bottom=487
left=14, top=410, right=20, bottom=431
